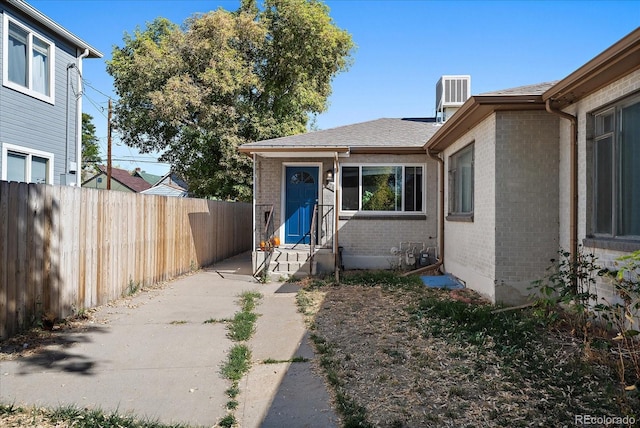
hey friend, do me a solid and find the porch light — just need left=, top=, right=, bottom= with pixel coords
left=325, top=169, right=334, bottom=184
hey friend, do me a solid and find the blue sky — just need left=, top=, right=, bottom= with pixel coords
left=29, top=0, right=640, bottom=176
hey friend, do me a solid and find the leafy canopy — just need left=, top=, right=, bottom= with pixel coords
left=81, top=113, right=101, bottom=181
left=107, top=0, right=354, bottom=200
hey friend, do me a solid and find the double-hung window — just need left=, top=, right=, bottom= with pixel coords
left=593, top=96, right=640, bottom=239
left=3, top=15, right=55, bottom=103
left=341, top=164, right=424, bottom=213
left=448, top=143, right=474, bottom=217
left=1, top=143, right=53, bottom=184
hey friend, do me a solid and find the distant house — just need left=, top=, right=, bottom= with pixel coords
left=240, top=27, right=640, bottom=305
left=141, top=172, right=189, bottom=197
left=0, top=0, right=102, bottom=186
left=133, top=168, right=162, bottom=187
left=82, top=165, right=151, bottom=193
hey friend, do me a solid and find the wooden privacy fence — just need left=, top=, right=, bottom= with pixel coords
left=0, top=181, right=252, bottom=339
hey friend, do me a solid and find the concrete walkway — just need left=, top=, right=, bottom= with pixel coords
left=0, top=252, right=338, bottom=427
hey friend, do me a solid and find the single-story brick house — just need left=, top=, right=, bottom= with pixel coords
left=239, top=118, right=443, bottom=278
left=425, top=26, right=639, bottom=304
left=240, top=26, right=640, bottom=304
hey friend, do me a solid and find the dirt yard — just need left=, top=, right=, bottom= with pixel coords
left=305, top=280, right=635, bottom=427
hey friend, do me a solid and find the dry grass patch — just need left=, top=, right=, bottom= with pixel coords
left=298, top=272, right=637, bottom=427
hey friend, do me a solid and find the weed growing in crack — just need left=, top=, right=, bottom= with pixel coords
left=261, top=356, right=309, bottom=364
left=221, top=344, right=251, bottom=381
left=227, top=312, right=258, bottom=341
left=217, top=290, right=262, bottom=427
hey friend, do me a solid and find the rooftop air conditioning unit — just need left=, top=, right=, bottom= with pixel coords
left=436, top=75, right=471, bottom=123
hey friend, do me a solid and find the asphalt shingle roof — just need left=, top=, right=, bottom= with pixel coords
left=240, top=117, right=441, bottom=150
left=241, top=81, right=561, bottom=153
left=479, top=81, right=559, bottom=96
left=96, top=165, right=152, bottom=192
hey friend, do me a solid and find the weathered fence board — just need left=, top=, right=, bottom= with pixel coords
left=0, top=182, right=251, bottom=339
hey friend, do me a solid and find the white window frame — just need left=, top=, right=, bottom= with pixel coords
left=1, top=142, right=54, bottom=184
left=2, top=13, right=55, bottom=104
left=339, top=163, right=426, bottom=215
left=592, top=94, right=640, bottom=240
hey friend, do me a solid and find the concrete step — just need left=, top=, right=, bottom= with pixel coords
left=272, top=250, right=310, bottom=263
left=268, top=250, right=313, bottom=279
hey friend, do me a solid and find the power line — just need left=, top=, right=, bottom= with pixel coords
left=110, top=158, right=171, bottom=164
left=83, top=80, right=114, bottom=100
left=79, top=76, right=168, bottom=171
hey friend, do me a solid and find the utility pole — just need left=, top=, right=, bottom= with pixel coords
left=107, top=98, right=112, bottom=190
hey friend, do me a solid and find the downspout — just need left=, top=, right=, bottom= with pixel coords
left=545, top=99, right=578, bottom=291
left=75, top=48, right=90, bottom=186
left=402, top=148, right=444, bottom=277
left=428, top=149, right=445, bottom=270
left=65, top=63, right=72, bottom=184
left=334, top=152, right=340, bottom=284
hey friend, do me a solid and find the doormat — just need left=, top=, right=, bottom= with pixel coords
left=421, top=273, right=464, bottom=290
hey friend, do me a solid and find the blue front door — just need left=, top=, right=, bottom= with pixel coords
left=285, top=166, right=318, bottom=245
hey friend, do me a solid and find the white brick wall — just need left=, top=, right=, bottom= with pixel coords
left=254, top=153, right=439, bottom=270
left=557, top=68, right=640, bottom=304
left=255, top=156, right=334, bottom=242
left=494, top=111, right=559, bottom=304
left=558, top=68, right=640, bottom=249
left=443, top=114, right=497, bottom=300
left=337, top=153, right=438, bottom=269
left=442, top=110, right=561, bottom=304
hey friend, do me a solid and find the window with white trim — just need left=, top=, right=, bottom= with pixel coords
left=448, top=143, right=474, bottom=216
left=593, top=95, right=640, bottom=239
left=341, top=164, right=424, bottom=212
left=1, top=143, right=53, bottom=184
left=3, top=14, right=55, bottom=103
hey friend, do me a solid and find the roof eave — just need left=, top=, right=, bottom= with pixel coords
left=349, top=146, right=426, bottom=155
left=6, top=0, right=103, bottom=58
left=238, top=146, right=350, bottom=157
left=425, top=95, right=545, bottom=152
left=543, top=27, right=640, bottom=108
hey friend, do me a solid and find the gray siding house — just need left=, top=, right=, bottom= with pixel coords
left=0, top=0, right=101, bottom=186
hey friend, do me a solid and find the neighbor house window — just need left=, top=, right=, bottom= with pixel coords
left=341, top=164, right=423, bottom=212
left=3, top=15, right=55, bottom=103
left=1, top=143, right=53, bottom=184
left=593, top=95, right=640, bottom=238
left=448, top=143, right=474, bottom=216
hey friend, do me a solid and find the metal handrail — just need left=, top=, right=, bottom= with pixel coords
left=309, top=204, right=318, bottom=275
left=253, top=204, right=275, bottom=278
left=319, top=205, right=334, bottom=249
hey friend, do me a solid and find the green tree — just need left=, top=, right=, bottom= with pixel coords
left=82, top=113, right=101, bottom=181
left=107, top=0, right=354, bottom=200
